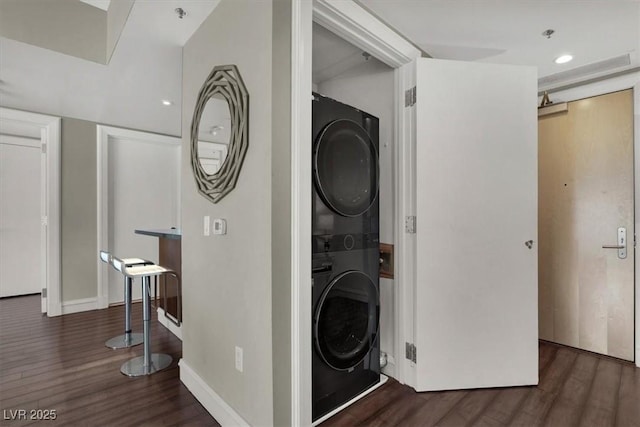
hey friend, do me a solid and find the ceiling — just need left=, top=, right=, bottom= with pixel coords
left=313, top=23, right=390, bottom=84
left=79, top=0, right=111, bottom=11
left=0, top=0, right=221, bottom=136
left=358, top=0, right=639, bottom=89
left=123, top=0, right=220, bottom=47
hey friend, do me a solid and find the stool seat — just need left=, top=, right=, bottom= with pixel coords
left=117, top=263, right=177, bottom=278
left=115, top=259, right=182, bottom=327
left=100, top=250, right=153, bottom=350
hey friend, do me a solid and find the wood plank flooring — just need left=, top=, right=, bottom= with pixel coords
left=2, top=295, right=639, bottom=426
left=321, top=342, right=640, bottom=427
left=0, top=294, right=218, bottom=426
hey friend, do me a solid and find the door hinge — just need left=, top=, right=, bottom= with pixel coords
left=405, top=86, right=416, bottom=107
left=405, top=216, right=416, bottom=233
left=41, top=216, right=48, bottom=226
left=41, top=143, right=46, bottom=154
left=42, top=288, right=47, bottom=298
left=405, top=342, right=417, bottom=363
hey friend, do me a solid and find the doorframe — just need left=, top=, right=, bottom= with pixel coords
left=0, top=107, right=61, bottom=316
left=291, top=1, right=420, bottom=424
left=293, top=4, right=640, bottom=425
left=545, top=74, right=640, bottom=368
left=96, top=125, right=181, bottom=309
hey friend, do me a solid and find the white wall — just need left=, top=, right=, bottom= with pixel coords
left=108, top=136, right=180, bottom=304
left=0, top=3, right=182, bottom=136
left=316, top=58, right=397, bottom=376
left=180, top=0, right=276, bottom=424
left=60, top=118, right=98, bottom=302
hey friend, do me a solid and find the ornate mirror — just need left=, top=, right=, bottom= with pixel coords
left=190, top=65, right=248, bottom=203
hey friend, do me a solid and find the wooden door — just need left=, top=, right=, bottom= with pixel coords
left=413, top=58, right=538, bottom=391
left=538, top=89, right=634, bottom=361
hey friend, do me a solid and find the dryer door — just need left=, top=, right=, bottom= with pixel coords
left=314, top=270, right=379, bottom=371
left=314, top=119, right=379, bottom=217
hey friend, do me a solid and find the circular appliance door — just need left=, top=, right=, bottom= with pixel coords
left=314, top=270, right=379, bottom=371
left=314, top=119, right=379, bottom=217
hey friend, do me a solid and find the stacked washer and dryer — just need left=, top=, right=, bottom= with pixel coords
left=311, top=93, right=381, bottom=421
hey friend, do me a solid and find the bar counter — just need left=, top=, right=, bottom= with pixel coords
left=135, top=228, right=181, bottom=323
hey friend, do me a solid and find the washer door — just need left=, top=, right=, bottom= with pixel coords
left=314, top=270, right=379, bottom=371
left=314, top=119, right=379, bottom=217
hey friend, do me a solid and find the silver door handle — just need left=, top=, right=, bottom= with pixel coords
left=602, top=227, right=626, bottom=259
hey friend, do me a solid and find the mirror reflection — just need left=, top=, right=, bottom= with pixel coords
left=197, top=94, right=231, bottom=175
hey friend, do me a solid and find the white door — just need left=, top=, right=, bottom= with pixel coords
left=107, top=136, right=180, bottom=304
left=0, top=135, right=42, bottom=298
left=413, top=58, right=538, bottom=391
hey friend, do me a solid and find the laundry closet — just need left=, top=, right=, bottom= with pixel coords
left=311, top=22, right=396, bottom=421
left=308, top=11, right=545, bottom=422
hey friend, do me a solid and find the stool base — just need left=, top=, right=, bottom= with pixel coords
left=120, top=353, right=172, bottom=377
left=105, top=333, right=144, bottom=349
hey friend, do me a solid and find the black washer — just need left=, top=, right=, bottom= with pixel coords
left=314, top=270, right=379, bottom=371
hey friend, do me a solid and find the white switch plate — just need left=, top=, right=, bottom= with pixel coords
left=204, top=216, right=210, bottom=236
left=213, top=218, right=227, bottom=235
left=235, top=346, right=243, bottom=372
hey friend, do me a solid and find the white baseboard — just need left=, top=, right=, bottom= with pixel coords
left=61, top=297, right=98, bottom=315
left=312, top=374, right=389, bottom=426
left=179, top=359, right=250, bottom=427
left=157, top=307, right=182, bottom=340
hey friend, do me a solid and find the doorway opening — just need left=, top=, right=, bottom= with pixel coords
left=0, top=108, right=61, bottom=316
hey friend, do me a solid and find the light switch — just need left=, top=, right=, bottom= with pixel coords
left=203, top=216, right=210, bottom=236
left=213, top=218, right=227, bottom=235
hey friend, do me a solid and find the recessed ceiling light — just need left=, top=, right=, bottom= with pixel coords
left=161, top=100, right=173, bottom=106
left=554, top=54, right=573, bottom=64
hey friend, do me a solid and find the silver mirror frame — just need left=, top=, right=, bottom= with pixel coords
left=190, top=64, right=249, bottom=203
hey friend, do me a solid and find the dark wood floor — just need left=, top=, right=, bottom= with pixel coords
left=322, top=343, right=640, bottom=427
left=2, top=295, right=639, bottom=426
left=0, top=294, right=219, bottom=426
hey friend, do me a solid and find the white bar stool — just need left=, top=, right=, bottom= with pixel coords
left=99, top=250, right=151, bottom=349
left=112, top=257, right=179, bottom=376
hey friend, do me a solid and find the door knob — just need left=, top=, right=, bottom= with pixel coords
left=602, top=227, right=626, bottom=259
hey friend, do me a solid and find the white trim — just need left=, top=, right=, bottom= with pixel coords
left=291, top=1, right=313, bottom=425
left=634, top=83, right=640, bottom=368
left=549, top=74, right=640, bottom=367
left=61, top=297, right=98, bottom=315
left=290, top=2, right=418, bottom=424
left=311, top=375, right=389, bottom=426
left=157, top=306, right=182, bottom=340
left=179, top=359, right=250, bottom=427
left=0, top=108, right=61, bottom=317
left=96, top=125, right=181, bottom=309
left=313, top=0, right=420, bottom=68
left=393, top=62, right=416, bottom=386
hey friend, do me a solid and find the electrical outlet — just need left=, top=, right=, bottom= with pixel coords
left=203, top=216, right=210, bottom=236
left=235, top=346, right=243, bottom=373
